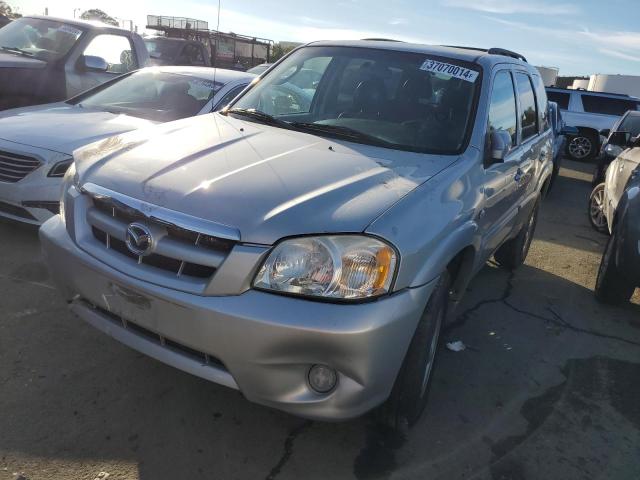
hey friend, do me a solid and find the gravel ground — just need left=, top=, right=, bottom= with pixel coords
left=0, top=160, right=638, bottom=480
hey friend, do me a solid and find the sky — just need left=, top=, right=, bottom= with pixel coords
left=9, top=0, right=640, bottom=76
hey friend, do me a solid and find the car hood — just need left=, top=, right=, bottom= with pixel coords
left=75, top=114, right=459, bottom=244
left=0, top=103, right=156, bottom=155
left=0, top=52, right=47, bottom=69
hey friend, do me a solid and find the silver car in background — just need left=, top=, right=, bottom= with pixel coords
left=0, top=66, right=254, bottom=224
left=41, top=41, right=552, bottom=427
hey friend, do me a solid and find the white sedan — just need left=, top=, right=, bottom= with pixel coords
left=0, top=66, right=255, bottom=224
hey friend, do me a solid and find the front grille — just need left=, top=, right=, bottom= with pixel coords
left=95, top=303, right=226, bottom=369
left=0, top=200, right=36, bottom=220
left=86, top=196, right=235, bottom=281
left=0, top=150, right=41, bottom=183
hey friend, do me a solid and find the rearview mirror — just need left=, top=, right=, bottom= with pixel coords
left=599, top=128, right=610, bottom=138
left=488, top=130, right=512, bottom=164
left=609, top=131, right=631, bottom=147
left=149, top=51, right=162, bottom=59
left=82, top=55, right=108, bottom=72
left=561, top=125, right=579, bottom=136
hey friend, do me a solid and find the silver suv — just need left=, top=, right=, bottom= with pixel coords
left=546, top=87, right=640, bottom=161
left=41, top=41, right=553, bottom=427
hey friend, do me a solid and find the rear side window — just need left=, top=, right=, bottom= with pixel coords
left=515, top=73, right=538, bottom=141
left=532, top=74, right=549, bottom=132
left=581, top=95, right=639, bottom=116
left=488, top=70, right=518, bottom=146
left=546, top=90, right=570, bottom=109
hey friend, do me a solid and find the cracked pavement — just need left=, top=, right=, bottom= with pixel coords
left=1, top=160, right=639, bottom=480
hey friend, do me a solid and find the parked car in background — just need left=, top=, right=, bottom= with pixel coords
left=246, top=63, right=272, bottom=75
left=589, top=135, right=640, bottom=233
left=0, top=66, right=254, bottom=224
left=145, top=37, right=211, bottom=67
left=592, top=110, right=640, bottom=186
left=546, top=87, right=640, bottom=161
left=41, top=41, right=553, bottom=428
left=595, top=161, right=640, bottom=304
left=548, top=101, right=577, bottom=191
left=0, top=14, right=10, bottom=28
left=0, top=16, right=149, bottom=110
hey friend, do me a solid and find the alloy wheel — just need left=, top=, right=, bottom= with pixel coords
left=568, top=136, right=592, bottom=160
left=589, top=185, right=607, bottom=231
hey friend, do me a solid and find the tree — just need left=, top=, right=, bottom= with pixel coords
left=80, top=9, right=118, bottom=27
left=270, top=43, right=296, bottom=63
left=0, top=1, right=21, bottom=19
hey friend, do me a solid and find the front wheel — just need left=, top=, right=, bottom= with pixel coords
left=588, top=183, right=608, bottom=234
left=594, top=226, right=636, bottom=304
left=494, top=201, right=539, bottom=270
left=376, top=270, right=450, bottom=431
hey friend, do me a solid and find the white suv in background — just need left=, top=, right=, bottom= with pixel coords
left=546, top=87, right=640, bottom=161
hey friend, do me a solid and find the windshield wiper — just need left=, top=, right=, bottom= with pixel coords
left=224, top=108, right=293, bottom=129
left=1, top=46, right=34, bottom=57
left=290, top=122, right=395, bottom=148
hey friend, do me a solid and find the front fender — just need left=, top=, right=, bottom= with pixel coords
left=366, top=147, right=484, bottom=290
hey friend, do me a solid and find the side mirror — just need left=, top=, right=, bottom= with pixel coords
left=599, top=128, right=610, bottom=138
left=488, top=130, right=512, bottom=164
left=609, top=131, right=631, bottom=147
left=82, top=55, right=108, bottom=72
left=632, top=135, right=640, bottom=148
left=561, top=125, right=579, bottom=136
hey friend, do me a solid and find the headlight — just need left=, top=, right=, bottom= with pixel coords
left=59, top=162, right=78, bottom=224
left=605, top=143, right=623, bottom=158
left=253, top=235, right=397, bottom=300
left=48, top=157, right=73, bottom=177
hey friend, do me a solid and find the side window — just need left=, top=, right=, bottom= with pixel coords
left=546, top=91, right=570, bottom=110
left=215, top=84, right=246, bottom=110
left=182, top=44, right=205, bottom=66
left=83, top=34, right=137, bottom=74
left=581, top=95, right=638, bottom=116
left=532, top=75, right=549, bottom=132
left=515, top=73, right=538, bottom=141
left=487, top=70, right=518, bottom=147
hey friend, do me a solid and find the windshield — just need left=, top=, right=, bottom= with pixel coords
left=72, top=70, right=224, bottom=122
left=232, top=46, right=481, bottom=154
left=0, top=17, right=84, bottom=62
left=145, top=39, right=182, bottom=60
left=619, top=114, right=640, bottom=137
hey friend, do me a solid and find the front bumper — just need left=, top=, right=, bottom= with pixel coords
left=40, top=215, right=435, bottom=420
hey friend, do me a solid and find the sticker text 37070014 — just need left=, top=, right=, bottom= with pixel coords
left=419, top=59, right=479, bottom=83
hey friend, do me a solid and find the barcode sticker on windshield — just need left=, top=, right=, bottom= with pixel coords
left=58, top=25, right=83, bottom=37
left=420, top=59, right=479, bottom=83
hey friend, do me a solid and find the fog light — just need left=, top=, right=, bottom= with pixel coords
left=308, top=364, right=337, bottom=393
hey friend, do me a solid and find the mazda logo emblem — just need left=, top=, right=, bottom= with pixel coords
left=125, top=222, right=153, bottom=256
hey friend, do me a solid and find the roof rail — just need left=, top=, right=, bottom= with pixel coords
left=486, top=48, right=527, bottom=63
left=361, top=38, right=403, bottom=42
left=439, top=45, right=527, bottom=62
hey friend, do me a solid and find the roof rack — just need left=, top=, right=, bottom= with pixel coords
left=546, top=86, right=636, bottom=99
left=486, top=48, right=527, bottom=63
left=361, top=38, right=403, bottom=42
left=440, top=45, right=527, bottom=63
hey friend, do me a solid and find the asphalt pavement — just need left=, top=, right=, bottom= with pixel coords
left=0, top=160, right=639, bottom=480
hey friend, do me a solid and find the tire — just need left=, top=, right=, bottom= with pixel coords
left=594, top=226, right=636, bottom=304
left=588, top=183, right=608, bottom=234
left=494, top=201, right=539, bottom=270
left=567, top=133, right=597, bottom=161
left=376, top=270, right=450, bottom=431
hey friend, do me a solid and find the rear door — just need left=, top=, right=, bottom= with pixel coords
left=511, top=72, right=541, bottom=213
